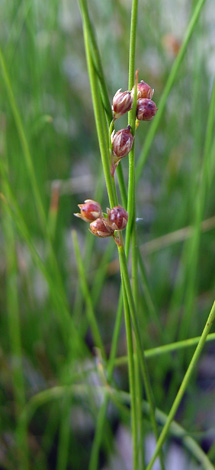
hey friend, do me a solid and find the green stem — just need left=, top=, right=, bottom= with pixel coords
left=81, top=2, right=115, bottom=208
left=127, top=3, right=140, bottom=466
left=146, top=300, right=215, bottom=470
left=114, top=332, right=215, bottom=365
left=118, top=246, right=162, bottom=460
left=81, top=10, right=140, bottom=470
left=78, top=0, right=112, bottom=122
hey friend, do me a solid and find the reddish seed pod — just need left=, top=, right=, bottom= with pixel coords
left=112, top=89, right=133, bottom=119
left=111, top=125, right=134, bottom=158
left=89, top=218, right=115, bottom=238
left=106, top=206, right=128, bottom=231
left=74, top=199, right=102, bottom=222
left=136, top=98, right=157, bottom=121
left=132, top=80, right=154, bottom=100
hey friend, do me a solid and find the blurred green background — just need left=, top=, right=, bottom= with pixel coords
left=1, top=0, right=215, bottom=469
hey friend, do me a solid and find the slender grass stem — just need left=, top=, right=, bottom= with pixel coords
left=127, top=3, right=142, bottom=466
left=81, top=9, right=141, bottom=470
left=81, top=2, right=115, bottom=208
left=114, top=332, right=215, bottom=365
left=118, top=246, right=163, bottom=461
left=146, top=300, right=215, bottom=470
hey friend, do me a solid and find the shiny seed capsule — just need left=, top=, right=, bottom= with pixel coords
left=89, top=218, right=115, bottom=238
left=112, top=89, right=133, bottom=119
left=106, top=206, right=128, bottom=231
left=74, top=199, right=102, bottom=222
left=132, top=80, right=154, bottom=100
left=111, top=125, right=134, bottom=158
left=136, top=98, right=157, bottom=121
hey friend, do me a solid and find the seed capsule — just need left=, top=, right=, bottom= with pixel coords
left=136, top=98, right=157, bottom=121
left=111, top=126, right=134, bottom=158
left=106, top=206, right=128, bottom=231
left=74, top=199, right=102, bottom=222
left=89, top=218, right=115, bottom=238
left=132, top=80, right=154, bottom=100
left=112, top=89, right=133, bottom=119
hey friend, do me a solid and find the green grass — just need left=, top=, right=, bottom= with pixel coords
left=1, top=0, right=215, bottom=469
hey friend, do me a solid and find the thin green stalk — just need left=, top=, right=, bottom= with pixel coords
left=146, top=300, right=215, bottom=470
left=121, top=283, right=139, bottom=470
left=118, top=246, right=162, bottom=460
left=78, top=0, right=112, bottom=122
left=127, top=4, right=141, bottom=464
left=72, top=230, right=106, bottom=358
left=81, top=8, right=142, bottom=470
left=135, top=0, right=207, bottom=183
left=128, top=0, right=139, bottom=91
left=81, top=2, right=115, bottom=208
left=80, top=4, right=165, bottom=469
left=114, top=332, right=215, bottom=365
left=21, top=382, right=214, bottom=470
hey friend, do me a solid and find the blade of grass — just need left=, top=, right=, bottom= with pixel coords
left=145, top=300, right=215, bottom=470
left=114, top=331, right=215, bottom=365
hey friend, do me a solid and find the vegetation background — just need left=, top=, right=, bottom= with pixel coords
left=0, top=0, right=215, bottom=469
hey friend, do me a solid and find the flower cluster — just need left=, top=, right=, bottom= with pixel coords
left=111, top=79, right=157, bottom=174
left=74, top=200, right=128, bottom=243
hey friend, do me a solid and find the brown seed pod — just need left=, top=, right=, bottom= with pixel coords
left=132, top=80, right=154, bottom=100
left=111, top=125, right=134, bottom=158
left=89, top=217, right=115, bottom=238
left=136, top=98, right=157, bottom=121
left=74, top=199, right=102, bottom=222
left=112, top=89, right=133, bottom=119
left=106, top=206, right=128, bottom=231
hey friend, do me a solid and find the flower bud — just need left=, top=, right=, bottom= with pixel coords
left=112, top=89, right=133, bottom=119
left=107, top=206, right=128, bottom=231
left=89, top=218, right=115, bottom=238
left=74, top=199, right=102, bottom=222
left=136, top=98, right=157, bottom=121
left=132, top=80, right=154, bottom=100
left=111, top=126, right=134, bottom=158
